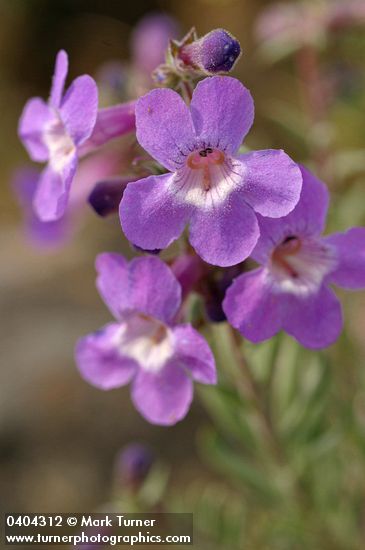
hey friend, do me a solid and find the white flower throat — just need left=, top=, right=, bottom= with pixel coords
left=171, top=147, right=243, bottom=209
left=269, top=235, right=337, bottom=296
left=117, top=313, right=174, bottom=373
left=43, top=114, right=76, bottom=172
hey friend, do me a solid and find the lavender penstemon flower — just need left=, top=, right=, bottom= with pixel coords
left=120, top=76, right=302, bottom=267
left=18, top=50, right=98, bottom=221
left=14, top=151, right=122, bottom=248
left=13, top=15, right=365, bottom=545
left=223, top=165, right=365, bottom=349
left=75, top=253, right=216, bottom=425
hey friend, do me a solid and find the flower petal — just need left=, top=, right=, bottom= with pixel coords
left=172, top=324, right=217, bottom=384
left=131, top=362, right=193, bottom=425
left=13, top=167, right=40, bottom=205
left=131, top=13, right=179, bottom=75
left=127, top=256, right=182, bottom=323
left=75, top=323, right=137, bottom=390
left=13, top=167, right=70, bottom=248
left=95, top=253, right=129, bottom=320
left=325, top=227, right=365, bottom=289
left=120, top=173, right=191, bottom=251
left=70, top=149, right=121, bottom=208
left=282, top=285, right=343, bottom=349
left=33, top=153, right=77, bottom=221
left=60, top=75, right=98, bottom=145
left=50, top=50, right=68, bottom=108
left=96, top=253, right=182, bottom=323
left=190, top=76, right=254, bottom=154
left=240, top=149, right=302, bottom=217
left=18, top=98, right=54, bottom=162
left=188, top=190, right=259, bottom=266
left=223, top=268, right=283, bottom=342
left=252, top=164, right=329, bottom=263
left=79, top=101, right=136, bottom=156
left=135, top=88, right=196, bottom=171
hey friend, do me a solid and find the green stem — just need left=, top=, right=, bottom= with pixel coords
left=263, top=333, right=282, bottom=422
left=181, top=80, right=193, bottom=103
left=228, top=327, right=285, bottom=464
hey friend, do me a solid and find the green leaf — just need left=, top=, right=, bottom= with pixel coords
left=198, top=427, right=280, bottom=502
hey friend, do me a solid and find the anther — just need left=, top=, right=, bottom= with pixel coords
left=282, top=235, right=297, bottom=244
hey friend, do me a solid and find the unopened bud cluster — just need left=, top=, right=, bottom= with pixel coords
left=153, top=27, right=241, bottom=88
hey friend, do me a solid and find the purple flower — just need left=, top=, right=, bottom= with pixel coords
left=131, top=13, right=179, bottom=77
left=223, top=165, right=365, bottom=349
left=75, top=254, right=216, bottom=425
left=14, top=151, right=121, bottom=248
left=120, top=76, right=302, bottom=267
left=18, top=50, right=98, bottom=221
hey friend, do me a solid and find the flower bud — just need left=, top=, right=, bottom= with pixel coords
left=170, top=253, right=205, bottom=300
left=88, top=178, right=130, bottom=217
left=114, top=443, right=154, bottom=489
left=200, top=264, right=245, bottom=322
left=179, top=29, right=241, bottom=74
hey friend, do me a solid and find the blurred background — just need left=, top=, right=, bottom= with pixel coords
left=1, top=0, right=365, bottom=548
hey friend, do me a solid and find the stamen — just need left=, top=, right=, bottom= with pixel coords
left=152, top=324, right=168, bottom=344
left=202, top=166, right=211, bottom=191
left=137, top=313, right=168, bottom=343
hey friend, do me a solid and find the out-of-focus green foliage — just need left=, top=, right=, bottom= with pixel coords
left=168, top=325, right=365, bottom=549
